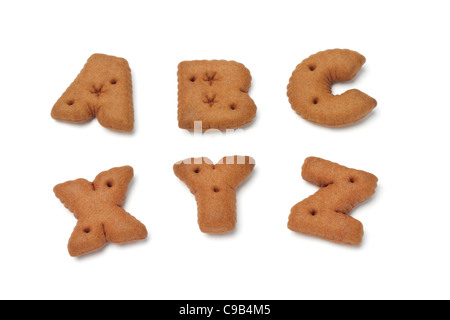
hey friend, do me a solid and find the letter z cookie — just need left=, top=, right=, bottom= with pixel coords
left=177, top=60, right=257, bottom=130
left=51, top=53, right=134, bottom=132
left=54, top=166, right=147, bottom=257
left=174, top=156, right=255, bottom=233
left=287, top=49, right=377, bottom=127
left=288, top=157, right=378, bottom=245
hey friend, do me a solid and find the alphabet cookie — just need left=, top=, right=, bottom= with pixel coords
left=51, top=53, right=134, bottom=132
left=288, top=157, right=377, bottom=245
left=173, top=156, right=255, bottom=233
left=54, top=166, right=147, bottom=257
left=287, top=49, right=377, bottom=127
left=177, top=60, right=257, bottom=131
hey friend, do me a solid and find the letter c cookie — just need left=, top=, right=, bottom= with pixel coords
left=287, top=49, right=377, bottom=127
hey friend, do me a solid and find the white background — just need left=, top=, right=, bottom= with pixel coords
left=0, top=0, right=448, bottom=300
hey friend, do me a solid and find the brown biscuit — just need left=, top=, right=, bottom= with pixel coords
left=177, top=60, right=257, bottom=131
left=287, top=49, right=377, bottom=127
left=54, top=166, right=147, bottom=257
left=51, top=53, right=134, bottom=132
left=173, top=156, right=255, bottom=233
left=288, top=157, right=377, bottom=245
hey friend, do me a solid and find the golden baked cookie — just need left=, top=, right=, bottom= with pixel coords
left=174, top=156, right=255, bottom=233
left=288, top=157, right=378, bottom=245
left=54, top=166, right=147, bottom=257
left=51, top=53, right=134, bottom=132
left=177, top=60, right=257, bottom=131
left=287, top=49, right=377, bottom=127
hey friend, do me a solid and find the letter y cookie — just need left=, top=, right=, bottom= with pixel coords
left=174, top=156, right=255, bottom=233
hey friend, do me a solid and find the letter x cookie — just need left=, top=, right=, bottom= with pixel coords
left=54, top=166, right=147, bottom=257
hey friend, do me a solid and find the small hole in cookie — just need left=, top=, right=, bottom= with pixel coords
left=194, top=168, right=200, bottom=174
left=83, top=228, right=90, bottom=234
left=106, top=182, right=113, bottom=188
left=190, top=76, right=196, bottom=82
left=349, top=178, right=355, bottom=183
left=310, top=210, right=316, bottom=216
left=110, top=79, right=117, bottom=85
left=309, top=65, right=316, bottom=71
left=213, top=187, right=220, bottom=193
left=313, top=98, right=318, bottom=105
left=67, top=100, right=74, bottom=106
left=230, top=104, right=236, bottom=110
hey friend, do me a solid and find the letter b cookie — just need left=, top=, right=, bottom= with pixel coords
left=177, top=60, right=257, bottom=130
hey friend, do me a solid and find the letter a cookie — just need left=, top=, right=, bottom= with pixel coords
left=288, top=157, right=377, bottom=245
left=173, top=156, right=255, bottom=233
left=177, top=60, right=257, bottom=130
left=54, top=166, right=147, bottom=257
left=51, top=54, right=134, bottom=132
